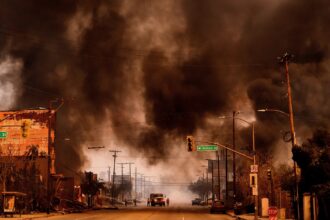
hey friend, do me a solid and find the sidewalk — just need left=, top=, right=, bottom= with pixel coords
left=227, top=210, right=294, bottom=220
left=0, top=205, right=119, bottom=220
left=0, top=212, right=60, bottom=220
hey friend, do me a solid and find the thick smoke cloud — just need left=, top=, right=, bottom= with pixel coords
left=0, top=0, right=329, bottom=172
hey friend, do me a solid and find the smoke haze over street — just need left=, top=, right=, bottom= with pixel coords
left=0, top=0, right=329, bottom=187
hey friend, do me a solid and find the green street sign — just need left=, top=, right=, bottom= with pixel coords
left=0, top=131, right=7, bottom=138
left=197, top=145, right=218, bottom=151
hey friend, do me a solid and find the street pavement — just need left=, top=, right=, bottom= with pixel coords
left=0, top=205, right=235, bottom=220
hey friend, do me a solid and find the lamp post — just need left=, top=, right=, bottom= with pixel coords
left=219, top=115, right=258, bottom=220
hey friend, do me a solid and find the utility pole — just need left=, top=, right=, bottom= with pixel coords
left=139, top=174, right=144, bottom=199
left=127, top=162, right=134, bottom=198
left=108, top=166, right=111, bottom=189
left=211, top=161, right=214, bottom=203
left=205, top=159, right=212, bottom=202
left=201, top=165, right=207, bottom=200
left=142, top=176, right=145, bottom=198
left=206, top=166, right=209, bottom=201
left=109, top=150, right=121, bottom=206
left=135, top=167, right=137, bottom=200
left=225, top=142, right=228, bottom=203
left=233, top=110, right=237, bottom=208
left=279, top=52, right=300, bottom=220
left=117, top=162, right=127, bottom=201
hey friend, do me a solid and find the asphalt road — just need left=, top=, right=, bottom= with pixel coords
left=37, top=205, right=234, bottom=220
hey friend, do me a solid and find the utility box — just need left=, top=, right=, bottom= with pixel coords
left=261, top=197, right=269, bottom=217
left=303, top=193, right=311, bottom=220
left=279, top=208, right=286, bottom=219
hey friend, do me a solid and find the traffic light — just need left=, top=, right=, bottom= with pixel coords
left=186, top=135, right=196, bottom=152
left=267, top=169, right=272, bottom=180
left=21, top=120, right=30, bottom=138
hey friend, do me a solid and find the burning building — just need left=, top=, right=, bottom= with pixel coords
left=0, top=108, right=56, bottom=210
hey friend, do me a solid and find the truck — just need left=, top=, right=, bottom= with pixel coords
left=149, top=193, right=166, bottom=206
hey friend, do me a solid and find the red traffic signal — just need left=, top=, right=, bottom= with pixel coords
left=186, top=136, right=196, bottom=152
left=21, top=120, right=30, bottom=138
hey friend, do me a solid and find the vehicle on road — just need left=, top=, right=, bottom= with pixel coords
left=150, top=193, right=166, bottom=206
left=210, top=200, right=226, bottom=214
left=191, top=198, right=202, bottom=206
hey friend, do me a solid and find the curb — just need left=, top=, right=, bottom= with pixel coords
left=0, top=213, right=59, bottom=220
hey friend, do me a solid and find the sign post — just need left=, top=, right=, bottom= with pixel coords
left=268, top=206, right=278, bottom=220
left=0, top=131, right=7, bottom=138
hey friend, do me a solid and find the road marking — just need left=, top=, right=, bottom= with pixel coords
left=74, top=214, right=100, bottom=220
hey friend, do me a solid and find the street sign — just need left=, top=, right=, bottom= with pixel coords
left=250, top=165, right=258, bottom=173
left=268, top=206, right=278, bottom=220
left=249, top=173, right=258, bottom=187
left=197, top=145, right=218, bottom=151
left=0, top=131, right=7, bottom=138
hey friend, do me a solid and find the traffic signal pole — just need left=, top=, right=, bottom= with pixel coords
left=252, top=123, right=259, bottom=220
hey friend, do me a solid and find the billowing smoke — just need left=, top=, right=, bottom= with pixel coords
left=0, top=0, right=329, bottom=174
left=0, top=56, right=23, bottom=110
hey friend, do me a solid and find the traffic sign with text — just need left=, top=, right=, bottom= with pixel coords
left=250, top=165, right=258, bottom=173
left=197, top=145, right=218, bottom=151
left=0, top=131, right=7, bottom=138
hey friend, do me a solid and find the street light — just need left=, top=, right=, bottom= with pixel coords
left=219, top=115, right=258, bottom=220
left=257, top=109, right=289, bottom=117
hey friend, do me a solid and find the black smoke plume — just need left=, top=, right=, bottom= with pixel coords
left=0, top=0, right=329, bottom=173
